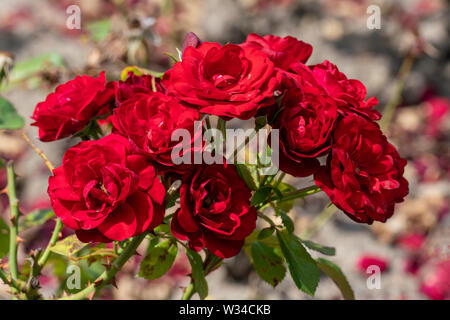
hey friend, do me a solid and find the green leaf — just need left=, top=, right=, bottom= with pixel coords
left=251, top=186, right=272, bottom=206
left=316, top=258, right=355, bottom=300
left=276, top=229, right=320, bottom=296
left=279, top=209, right=294, bottom=234
left=245, top=230, right=279, bottom=249
left=86, top=19, right=111, bottom=42
left=19, top=209, right=55, bottom=232
left=11, top=53, right=65, bottom=79
left=251, top=242, right=286, bottom=287
left=300, top=239, right=336, bottom=256
left=257, top=227, right=275, bottom=240
left=0, top=217, right=10, bottom=258
left=153, top=223, right=171, bottom=235
left=236, top=164, right=257, bottom=191
left=138, top=239, right=178, bottom=280
left=185, top=248, right=208, bottom=299
left=50, top=234, right=86, bottom=257
left=0, top=96, right=24, bottom=129
left=5, top=53, right=65, bottom=90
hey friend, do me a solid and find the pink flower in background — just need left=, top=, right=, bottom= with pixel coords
left=356, top=255, right=389, bottom=273
left=397, top=233, right=426, bottom=252
left=424, top=96, right=449, bottom=138
left=420, top=260, right=450, bottom=300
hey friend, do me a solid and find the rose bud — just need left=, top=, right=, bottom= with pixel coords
left=182, top=32, right=203, bottom=54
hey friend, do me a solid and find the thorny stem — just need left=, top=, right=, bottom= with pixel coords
left=181, top=251, right=222, bottom=300
left=21, top=133, right=54, bottom=172
left=380, top=53, right=415, bottom=131
left=22, top=132, right=64, bottom=278
left=217, top=117, right=227, bottom=140
left=36, top=219, right=63, bottom=269
left=257, top=185, right=321, bottom=211
left=0, top=268, right=28, bottom=293
left=272, top=185, right=321, bottom=202
left=60, top=232, right=147, bottom=300
left=181, top=283, right=195, bottom=300
left=300, top=203, right=337, bottom=240
left=274, top=172, right=286, bottom=189
left=6, top=162, right=19, bottom=298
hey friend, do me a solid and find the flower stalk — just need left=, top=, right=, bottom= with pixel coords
left=6, top=161, right=20, bottom=298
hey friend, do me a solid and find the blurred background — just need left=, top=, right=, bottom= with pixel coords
left=0, top=0, right=448, bottom=299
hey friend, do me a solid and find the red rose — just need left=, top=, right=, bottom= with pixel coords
left=241, top=33, right=313, bottom=70
left=272, top=63, right=338, bottom=177
left=314, top=114, right=409, bottom=224
left=115, top=72, right=164, bottom=105
left=163, top=42, right=281, bottom=120
left=112, top=92, right=200, bottom=174
left=31, top=72, right=114, bottom=141
left=309, top=60, right=381, bottom=120
left=48, top=134, right=165, bottom=242
left=171, top=163, right=257, bottom=258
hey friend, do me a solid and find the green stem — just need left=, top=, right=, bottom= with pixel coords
left=257, top=212, right=278, bottom=228
left=60, top=232, right=147, bottom=300
left=229, top=128, right=259, bottom=164
left=182, top=283, right=195, bottom=300
left=300, top=203, right=337, bottom=240
left=217, top=117, right=226, bottom=139
left=0, top=268, right=27, bottom=292
left=274, top=172, right=286, bottom=189
left=205, top=116, right=212, bottom=131
left=257, top=185, right=321, bottom=210
left=276, top=185, right=321, bottom=202
left=380, top=53, right=415, bottom=131
left=6, top=162, right=19, bottom=298
left=37, top=219, right=63, bottom=269
left=0, top=268, right=9, bottom=285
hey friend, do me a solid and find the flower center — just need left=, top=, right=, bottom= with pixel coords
left=212, top=74, right=236, bottom=89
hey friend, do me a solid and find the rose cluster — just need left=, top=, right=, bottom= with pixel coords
left=33, top=32, right=408, bottom=258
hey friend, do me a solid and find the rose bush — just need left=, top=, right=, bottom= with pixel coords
left=0, top=31, right=410, bottom=301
